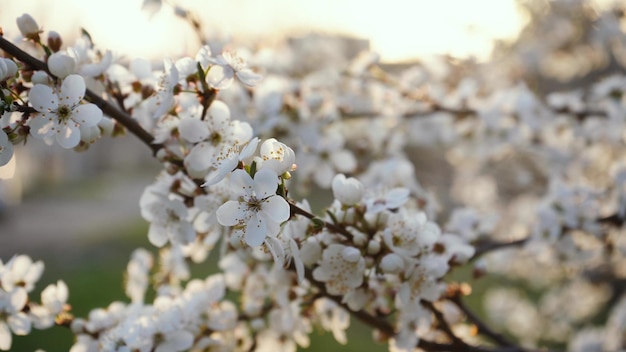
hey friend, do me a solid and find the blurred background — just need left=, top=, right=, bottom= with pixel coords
left=0, top=0, right=625, bottom=350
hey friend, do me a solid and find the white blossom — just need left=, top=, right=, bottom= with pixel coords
left=207, top=51, right=261, bottom=89
left=312, top=244, right=365, bottom=296
left=331, top=174, right=364, bottom=206
left=258, top=138, right=296, bottom=175
left=216, top=168, right=290, bottom=246
left=16, top=14, right=39, bottom=39
left=47, top=52, right=77, bottom=78
left=28, top=74, right=103, bottom=148
left=0, top=255, right=44, bottom=292
left=140, top=183, right=195, bottom=247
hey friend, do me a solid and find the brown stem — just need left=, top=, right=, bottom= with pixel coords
left=421, top=300, right=467, bottom=347
left=0, top=35, right=161, bottom=155
left=302, top=265, right=530, bottom=352
left=471, top=238, right=528, bottom=261
left=448, top=294, right=518, bottom=348
left=597, top=212, right=625, bottom=227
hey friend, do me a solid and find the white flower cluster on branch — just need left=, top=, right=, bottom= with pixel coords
left=1, top=1, right=626, bottom=351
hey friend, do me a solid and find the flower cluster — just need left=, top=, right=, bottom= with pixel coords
left=2, top=4, right=626, bottom=351
left=0, top=255, right=67, bottom=350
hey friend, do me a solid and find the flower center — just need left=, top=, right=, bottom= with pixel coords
left=56, top=105, right=72, bottom=122
left=209, top=131, right=222, bottom=146
left=166, top=208, right=180, bottom=222
left=247, top=196, right=263, bottom=212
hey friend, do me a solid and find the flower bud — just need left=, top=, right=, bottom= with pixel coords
left=352, top=232, right=367, bottom=247
left=16, top=14, right=40, bottom=40
left=0, top=58, right=17, bottom=81
left=367, top=240, right=381, bottom=255
left=473, top=259, right=487, bottom=279
left=341, top=246, right=361, bottom=263
left=249, top=318, right=265, bottom=331
left=47, top=52, right=76, bottom=78
left=31, top=70, right=50, bottom=85
left=260, top=138, right=296, bottom=175
left=380, top=253, right=404, bottom=274
left=47, top=31, right=63, bottom=52
left=98, top=117, right=115, bottom=137
left=332, top=173, right=364, bottom=206
left=80, top=124, right=101, bottom=144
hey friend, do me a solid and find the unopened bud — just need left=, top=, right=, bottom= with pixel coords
left=341, top=246, right=361, bottom=263
left=16, top=14, right=40, bottom=40
left=47, top=31, right=63, bottom=52
left=367, top=240, right=381, bottom=255
left=380, top=253, right=403, bottom=274
left=0, top=58, right=17, bottom=81
left=48, top=52, right=76, bottom=78
left=31, top=70, right=50, bottom=85
left=332, top=174, right=364, bottom=206
left=352, top=232, right=367, bottom=247
left=472, top=259, right=487, bottom=279
left=141, top=85, right=155, bottom=100
left=98, top=117, right=115, bottom=137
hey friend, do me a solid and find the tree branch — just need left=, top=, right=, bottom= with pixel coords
left=447, top=293, right=518, bottom=348
left=471, top=238, right=528, bottom=261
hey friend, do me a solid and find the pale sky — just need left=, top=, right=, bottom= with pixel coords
left=2, top=0, right=528, bottom=61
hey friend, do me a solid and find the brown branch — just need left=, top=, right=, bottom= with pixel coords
left=471, top=238, right=528, bottom=261
left=471, top=211, right=624, bottom=261
left=597, top=212, right=625, bottom=227
left=421, top=300, right=467, bottom=348
left=447, top=294, right=518, bottom=348
left=301, top=264, right=532, bottom=352
left=0, top=35, right=161, bottom=155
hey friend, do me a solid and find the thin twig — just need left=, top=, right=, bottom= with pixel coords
left=471, top=238, right=528, bottom=261
left=421, top=300, right=467, bottom=348
left=448, top=294, right=518, bottom=348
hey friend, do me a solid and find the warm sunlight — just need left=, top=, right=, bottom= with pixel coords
left=3, top=0, right=526, bottom=61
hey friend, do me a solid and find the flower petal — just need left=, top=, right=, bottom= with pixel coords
left=216, top=201, right=245, bottom=227
left=29, top=84, right=58, bottom=113
left=7, top=312, right=30, bottom=336
left=28, top=116, right=55, bottom=139
left=236, top=69, right=262, bottom=87
left=0, top=321, right=11, bottom=350
left=239, top=137, right=259, bottom=160
left=229, top=169, right=254, bottom=198
left=60, top=74, right=86, bottom=106
left=148, top=223, right=168, bottom=247
left=261, top=196, right=290, bottom=224
left=253, top=168, right=278, bottom=199
left=72, top=103, right=102, bottom=126
left=9, top=288, right=27, bottom=312
left=207, top=65, right=234, bottom=90
left=55, top=123, right=80, bottom=149
left=155, top=331, right=194, bottom=352
left=179, top=117, right=209, bottom=143
left=244, top=213, right=266, bottom=246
